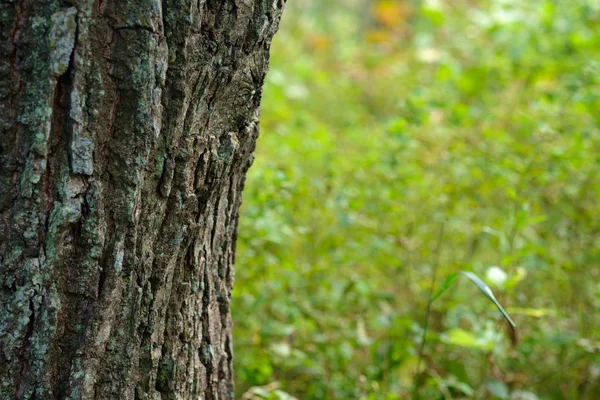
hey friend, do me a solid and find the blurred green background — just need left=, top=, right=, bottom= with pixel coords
left=231, top=0, right=600, bottom=398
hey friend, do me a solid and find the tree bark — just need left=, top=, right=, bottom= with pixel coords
left=0, top=1, right=284, bottom=398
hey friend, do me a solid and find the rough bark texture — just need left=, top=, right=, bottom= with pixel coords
left=0, top=1, right=285, bottom=398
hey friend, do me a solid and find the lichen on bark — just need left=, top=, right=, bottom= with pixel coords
left=0, top=1, right=285, bottom=399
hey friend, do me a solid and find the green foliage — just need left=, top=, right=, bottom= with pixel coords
left=233, top=0, right=600, bottom=398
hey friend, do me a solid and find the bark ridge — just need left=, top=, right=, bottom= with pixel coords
left=0, top=1, right=285, bottom=398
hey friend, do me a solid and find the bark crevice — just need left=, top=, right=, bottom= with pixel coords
left=0, top=0, right=286, bottom=398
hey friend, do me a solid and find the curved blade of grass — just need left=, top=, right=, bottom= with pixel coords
left=432, top=271, right=516, bottom=328
left=459, top=271, right=516, bottom=328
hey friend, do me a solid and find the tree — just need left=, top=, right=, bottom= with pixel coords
left=0, top=1, right=285, bottom=398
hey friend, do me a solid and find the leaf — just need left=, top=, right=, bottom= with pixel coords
left=431, top=272, right=460, bottom=302
left=443, top=328, right=495, bottom=350
left=273, top=390, right=299, bottom=400
left=459, top=271, right=516, bottom=328
left=506, top=307, right=555, bottom=317
left=446, top=380, right=475, bottom=396
left=431, top=271, right=517, bottom=344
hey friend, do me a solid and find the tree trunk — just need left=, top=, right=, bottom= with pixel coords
left=0, top=1, right=285, bottom=398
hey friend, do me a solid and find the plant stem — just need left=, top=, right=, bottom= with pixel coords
left=413, top=221, right=445, bottom=398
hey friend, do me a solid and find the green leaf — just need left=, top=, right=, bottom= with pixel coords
left=431, top=272, right=460, bottom=302
left=432, top=271, right=517, bottom=341
left=505, top=307, right=555, bottom=317
left=444, top=328, right=494, bottom=350
left=459, top=271, right=516, bottom=328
